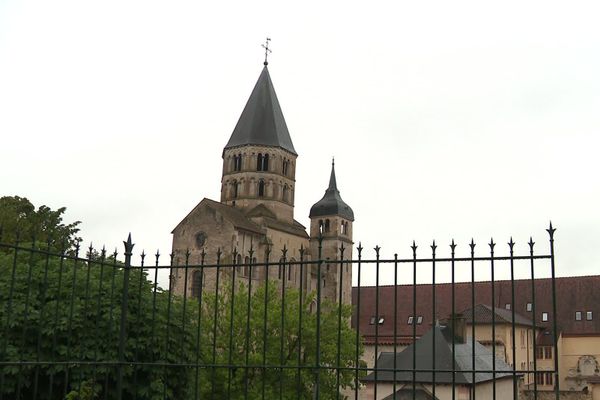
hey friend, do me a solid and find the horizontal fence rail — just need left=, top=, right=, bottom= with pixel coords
left=0, top=225, right=559, bottom=399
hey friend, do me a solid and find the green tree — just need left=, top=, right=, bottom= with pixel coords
left=194, top=281, right=364, bottom=399
left=0, top=196, right=81, bottom=251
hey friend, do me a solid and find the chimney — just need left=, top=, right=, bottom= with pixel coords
left=450, top=313, right=467, bottom=344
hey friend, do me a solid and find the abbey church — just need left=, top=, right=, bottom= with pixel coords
left=170, top=62, right=355, bottom=305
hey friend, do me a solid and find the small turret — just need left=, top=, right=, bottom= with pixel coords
left=309, top=160, right=354, bottom=304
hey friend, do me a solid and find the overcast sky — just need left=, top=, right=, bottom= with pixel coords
left=1, top=1, right=599, bottom=285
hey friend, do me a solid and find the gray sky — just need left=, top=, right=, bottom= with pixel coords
left=1, top=0, right=599, bottom=285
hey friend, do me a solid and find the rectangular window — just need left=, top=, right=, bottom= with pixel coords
left=505, top=303, right=511, bottom=310
left=526, top=303, right=532, bottom=312
left=544, top=347, right=552, bottom=359
left=407, top=316, right=414, bottom=325
left=536, top=373, right=544, bottom=385
left=417, top=316, right=423, bottom=324
left=542, top=312, right=549, bottom=322
left=576, top=311, right=582, bottom=321
left=587, top=311, right=593, bottom=321
left=378, top=317, right=385, bottom=325
left=369, top=316, right=376, bottom=325
left=545, top=372, right=553, bottom=386
left=536, top=347, right=544, bottom=359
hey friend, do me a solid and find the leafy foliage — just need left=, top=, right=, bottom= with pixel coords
left=194, top=280, right=364, bottom=399
left=0, top=196, right=81, bottom=251
left=0, top=248, right=198, bottom=399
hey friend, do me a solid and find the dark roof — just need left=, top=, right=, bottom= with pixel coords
left=363, top=325, right=512, bottom=385
left=381, top=385, right=437, bottom=400
left=224, top=66, right=296, bottom=155
left=309, top=161, right=354, bottom=220
left=461, top=304, right=534, bottom=327
left=352, top=276, right=600, bottom=341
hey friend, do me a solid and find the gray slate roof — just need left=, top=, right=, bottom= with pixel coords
left=363, top=325, right=513, bottom=385
left=224, top=66, right=296, bottom=155
left=309, top=162, right=354, bottom=220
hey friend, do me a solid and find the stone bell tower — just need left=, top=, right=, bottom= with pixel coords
left=309, top=160, right=354, bottom=304
left=220, top=65, right=297, bottom=224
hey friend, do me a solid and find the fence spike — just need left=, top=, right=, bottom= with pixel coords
left=450, top=239, right=457, bottom=253
left=123, top=234, right=135, bottom=255
left=431, top=240, right=437, bottom=254
left=489, top=238, right=496, bottom=251
left=528, top=237, right=535, bottom=250
left=508, top=237, right=515, bottom=251
left=546, top=221, right=556, bottom=239
left=411, top=240, right=417, bottom=254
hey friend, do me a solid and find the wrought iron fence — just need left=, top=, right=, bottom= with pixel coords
left=0, top=225, right=559, bottom=399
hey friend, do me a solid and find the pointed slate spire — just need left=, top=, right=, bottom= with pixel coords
left=309, top=160, right=354, bottom=221
left=224, top=66, right=296, bottom=155
left=328, top=158, right=337, bottom=190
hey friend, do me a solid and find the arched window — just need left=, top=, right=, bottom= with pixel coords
left=258, top=180, right=265, bottom=197
left=282, top=159, right=289, bottom=175
left=282, top=184, right=288, bottom=202
left=325, top=219, right=330, bottom=233
left=263, top=154, right=269, bottom=171
left=191, top=270, right=202, bottom=300
left=340, top=221, right=345, bottom=234
left=288, top=258, right=296, bottom=281
left=257, top=153, right=263, bottom=171
left=319, top=220, right=324, bottom=234
left=232, top=180, right=238, bottom=198
left=344, top=222, right=349, bottom=235
left=243, top=256, right=250, bottom=277
left=234, top=154, right=242, bottom=171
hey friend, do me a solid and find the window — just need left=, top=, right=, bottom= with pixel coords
left=263, top=154, right=269, bottom=171
left=257, top=153, right=264, bottom=171
left=191, top=270, right=202, bottom=300
left=520, top=330, right=525, bottom=346
left=417, top=316, right=423, bottom=324
left=232, top=180, right=238, bottom=198
left=378, top=317, right=385, bottom=325
left=324, top=219, right=330, bottom=232
left=536, top=347, right=544, bottom=359
left=526, top=303, right=532, bottom=312
left=535, top=372, right=544, bottom=385
left=369, top=316, right=376, bottom=325
left=407, top=316, right=414, bottom=325
left=505, top=303, right=511, bottom=310
left=282, top=185, right=288, bottom=202
left=233, top=154, right=242, bottom=171
left=542, top=312, right=548, bottom=322
left=318, top=220, right=324, bottom=234
left=278, top=258, right=285, bottom=280
left=545, top=372, right=553, bottom=386
left=258, top=180, right=265, bottom=197
left=288, top=261, right=293, bottom=281
left=544, top=347, right=552, bottom=359
left=587, top=311, right=593, bottom=321
left=576, top=311, right=582, bottom=321
left=282, top=159, right=289, bottom=175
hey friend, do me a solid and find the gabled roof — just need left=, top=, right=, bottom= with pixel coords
left=461, top=304, right=534, bottom=327
left=363, top=326, right=513, bottom=385
left=171, top=198, right=264, bottom=235
left=309, top=161, right=354, bottom=221
left=224, top=66, right=296, bottom=155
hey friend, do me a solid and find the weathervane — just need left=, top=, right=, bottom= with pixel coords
left=262, top=37, right=272, bottom=66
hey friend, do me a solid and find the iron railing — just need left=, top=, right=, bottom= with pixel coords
left=0, top=225, right=559, bottom=399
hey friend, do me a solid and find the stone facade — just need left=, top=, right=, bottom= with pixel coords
left=171, top=65, right=354, bottom=304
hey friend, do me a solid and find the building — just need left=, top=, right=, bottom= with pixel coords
left=354, top=276, right=600, bottom=394
left=170, top=62, right=354, bottom=304
left=362, top=323, right=516, bottom=400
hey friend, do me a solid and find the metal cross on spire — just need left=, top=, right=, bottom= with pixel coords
left=261, top=37, right=272, bottom=66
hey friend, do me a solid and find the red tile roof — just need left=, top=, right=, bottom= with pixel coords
left=352, top=275, right=600, bottom=342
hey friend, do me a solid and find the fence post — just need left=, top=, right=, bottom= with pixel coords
left=117, top=234, right=134, bottom=400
